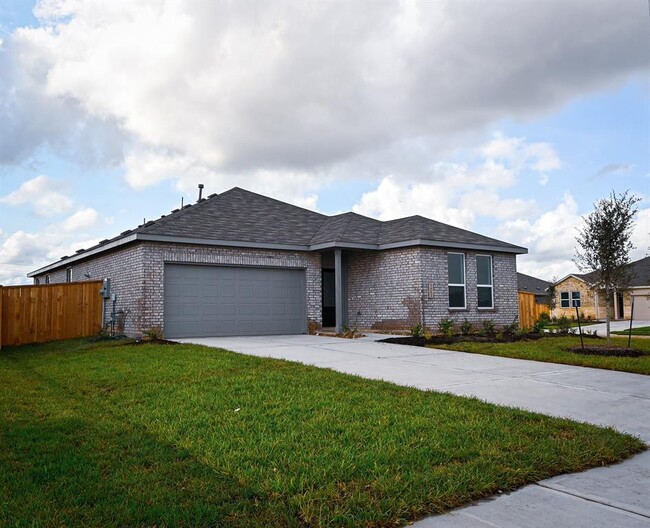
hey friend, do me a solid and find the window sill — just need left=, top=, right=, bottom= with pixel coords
left=448, top=307, right=468, bottom=311
left=477, top=307, right=496, bottom=311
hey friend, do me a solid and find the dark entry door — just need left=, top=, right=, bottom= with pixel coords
left=617, top=292, right=624, bottom=319
left=322, top=269, right=336, bottom=327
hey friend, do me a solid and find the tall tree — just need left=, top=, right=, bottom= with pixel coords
left=575, top=191, right=640, bottom=343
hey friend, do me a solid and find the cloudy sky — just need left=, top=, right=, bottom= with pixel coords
left=1, top=0, right=649, bottom=285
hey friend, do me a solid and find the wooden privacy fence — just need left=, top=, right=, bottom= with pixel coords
left=518, top=291, right=550, bottom=329
left=0, top=281, right=103, bottom=349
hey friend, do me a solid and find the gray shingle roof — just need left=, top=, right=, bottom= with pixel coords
left=136, top=187, right=327, bottom=246
left=573, top=256, right=650, bottom=288
left=517, top=272, right=551, bottom=294
left=29, top=187, right=527, bottom=276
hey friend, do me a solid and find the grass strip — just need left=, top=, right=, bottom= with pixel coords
left=428, top=335, right=650, bottom=375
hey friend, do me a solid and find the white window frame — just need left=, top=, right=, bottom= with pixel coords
left=476, top=254, right=494, bottom=309
left=571, top=291, right=581, bottom=308
left=560, top=291, right=581, bottom=308
left=34, top=278, right=40, bottom=285
left=66, top=268, right=72, bottom=283
left=45, top=275, right=50, bottom=284
left=447, top=252, right=466, bottom=309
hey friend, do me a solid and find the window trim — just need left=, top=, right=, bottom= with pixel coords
left=571, top=291, right=581, bottom=308
left=447, top=252, right=467, bottom=309
left=66, top=268, right=72, bottom=283
left=476, top=254, right=494, bottom=309
left=45, top=275, right=50, bottom=284
left=34, top=278, right=40, bottom=285
left=560, top=291, right=581, bottom=308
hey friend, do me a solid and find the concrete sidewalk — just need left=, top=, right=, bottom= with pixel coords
left=177, top=334, right=650, bottom=528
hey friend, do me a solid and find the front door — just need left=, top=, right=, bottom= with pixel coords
left=322, top=269, right=336, bottom=327
left=617, top=292, right=624, bottom=319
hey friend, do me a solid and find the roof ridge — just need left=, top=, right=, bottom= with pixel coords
left=228, top=187, right=327, bottom=218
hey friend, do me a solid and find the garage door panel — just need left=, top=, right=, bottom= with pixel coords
left=164, top=264, right=306, bottom=338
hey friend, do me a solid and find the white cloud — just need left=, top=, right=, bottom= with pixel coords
left=0, top=175, right=73, bottom=216
left=0, top=208, right=106, bottom=284
left=507, top=196, right=650, bottom=281
left=352, top=134, right=548, bottom=225
left=1, top=0, right=645, bottom=194
left=61, top=208, right=99, bottom=231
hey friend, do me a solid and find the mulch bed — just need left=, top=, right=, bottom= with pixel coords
left=381, top=334, right=544, bottom=347
left=567, top=346, right=647, bottom=358
left=131, top=338, right=179, bottom=346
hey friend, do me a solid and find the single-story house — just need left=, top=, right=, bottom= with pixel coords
left=29, top=187, right=527, bottom=338
left=517, top=272, right=551, bottom=305
left=552, top=256, right=650, bottom=321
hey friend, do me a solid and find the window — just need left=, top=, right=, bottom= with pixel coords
left=448, top=253, right=466, bottom=308
left=571, top=291, right=581, bottom=308
left=34, top=278, right=40, bottom=285
left=476, top=255, right=493, bottom=308
left=66, top=268, right=72, bottom=283
left=45, top=275, right=50, bottom=284
left=560, top=291, right=581, bottom=308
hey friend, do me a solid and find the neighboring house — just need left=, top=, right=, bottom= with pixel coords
left=29, top=187, right=527, bottom=338
left=552, top=256, right=650, bottom=321
left=517, top=272, right=551, bottom=305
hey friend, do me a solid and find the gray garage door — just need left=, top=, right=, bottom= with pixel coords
left=164, top=264, right=306, bottom=338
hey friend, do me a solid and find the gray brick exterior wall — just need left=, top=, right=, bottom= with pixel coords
left=35, top=241, right=519, bottom=336
left=35, top=242, right=321, bottom=337
left=347, top=247, right=519, bottom=332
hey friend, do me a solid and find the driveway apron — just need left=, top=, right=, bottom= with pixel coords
left=177, top=334, right=650, bottom=528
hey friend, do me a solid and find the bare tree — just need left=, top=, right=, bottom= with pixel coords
left=575, top=191, right=640, bottom=343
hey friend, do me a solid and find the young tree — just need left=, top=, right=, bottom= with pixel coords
left=575, top=191, right=640, bottom=343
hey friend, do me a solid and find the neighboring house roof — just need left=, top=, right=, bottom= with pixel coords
left=28, top=187, right=527, bottom=277
left=517, top=272, right=551, bottom=295
left=556, top=256, right=650, bottom=289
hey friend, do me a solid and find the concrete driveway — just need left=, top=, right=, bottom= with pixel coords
left=177, top=334, right=650, bottom=528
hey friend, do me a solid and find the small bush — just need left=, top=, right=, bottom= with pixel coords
left=460, top=318, right=472, bottom=336
left=503, top=322, right=519, bottom=336
left=438, top=318, right=454, bottom=337
left=143, top=326, right=163, bottom=341
left=410, top=322, right=424, bottom=338
left=481, top=319, right=496, bottom=337
left=341, top=325, right=360, bottom=339
left=556, top=315, right=571, bottom=333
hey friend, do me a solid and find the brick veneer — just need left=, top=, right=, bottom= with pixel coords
left=36, top=242, right=519, bottom=336
left=36, top=242, right=321, bottom=336
left=347, top=247, right=519, bottom=331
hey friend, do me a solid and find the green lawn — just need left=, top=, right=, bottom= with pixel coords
left=429, top=336, right=650, bottom=375
left=1, top=339, right=644, bottom=527
left=612, top=326, right=650, bottom=336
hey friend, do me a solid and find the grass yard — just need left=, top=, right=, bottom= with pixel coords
left=1, top=339, right=645, bottom=527
left=429, top=336, right=650, bottom=375
left=612, top=326, right=650, bottom=336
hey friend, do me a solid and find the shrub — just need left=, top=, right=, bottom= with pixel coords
left=481, top=319, right=496, bottom=337
left=556, top=315, right=571, bottom=333
left=410, top=322, right=424, bottom=338
left=438, top=318, right=454, bottom=337
left=503, top=322, right=519, bottom=336
left=143, top=326, right=163, bottom=341
left=460, top=318, right=472, bottom=336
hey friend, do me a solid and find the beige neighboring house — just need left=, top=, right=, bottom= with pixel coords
left=552, top=256, right=650, bottom=321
